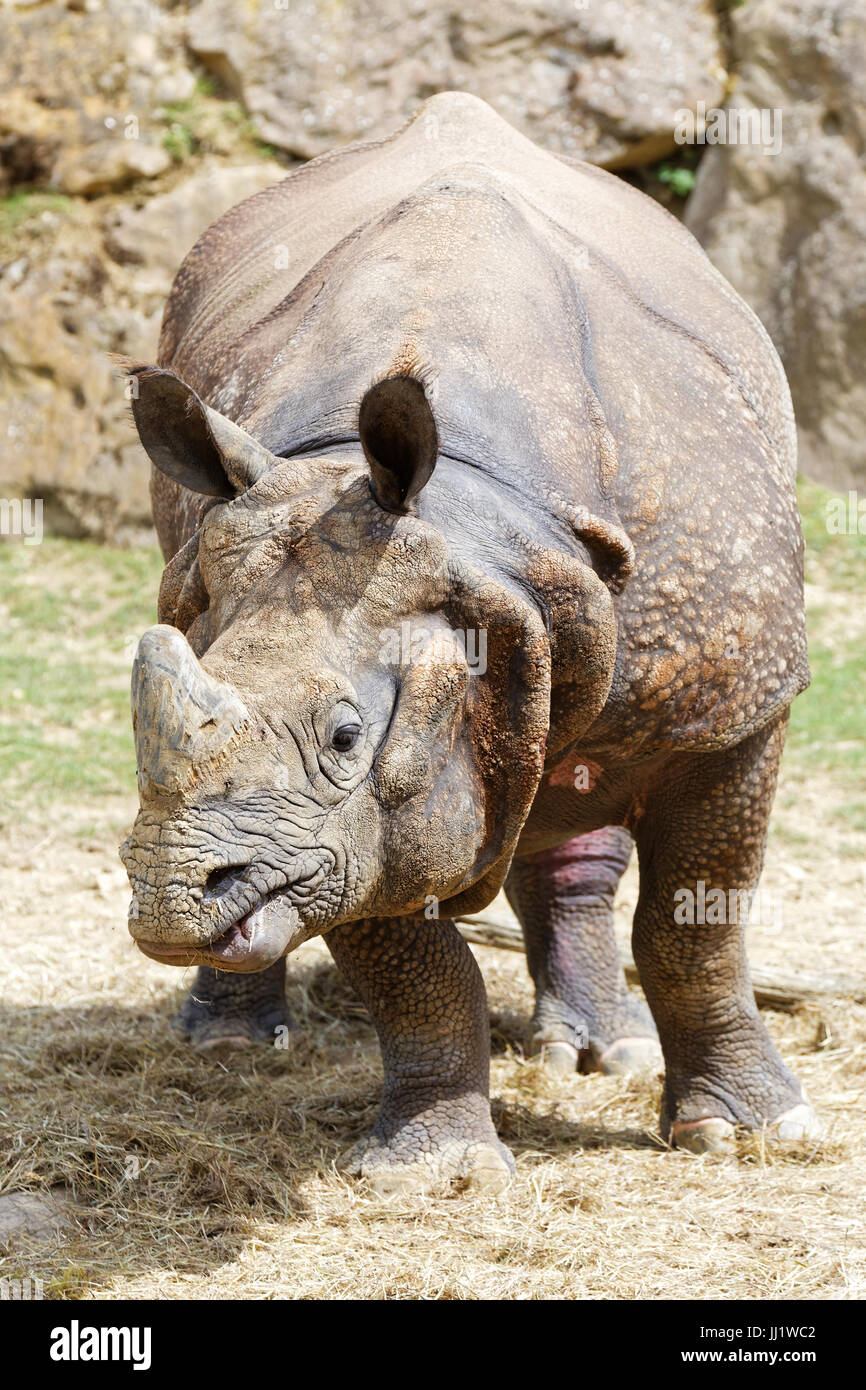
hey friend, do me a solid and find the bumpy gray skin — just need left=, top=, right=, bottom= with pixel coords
left=175, top=960, right=292, bottom=1048
left=120, top=93, right=816, bottom=1190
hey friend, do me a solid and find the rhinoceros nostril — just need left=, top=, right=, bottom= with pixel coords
left=204, top=864, right=248, bottom=900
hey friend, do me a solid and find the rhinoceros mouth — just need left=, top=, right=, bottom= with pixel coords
left=136, top=888, right=307, bottom=971
left=134, top=857, right=335, bottom=972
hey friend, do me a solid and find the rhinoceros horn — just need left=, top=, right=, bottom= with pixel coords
left=131, top=625, right=251, bottom=798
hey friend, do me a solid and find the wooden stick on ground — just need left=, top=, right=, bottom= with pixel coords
left=456, top=912, right=866, bottom=1012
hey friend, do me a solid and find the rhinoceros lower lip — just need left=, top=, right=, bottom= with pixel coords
left=136, top=890, right=304, bottom=972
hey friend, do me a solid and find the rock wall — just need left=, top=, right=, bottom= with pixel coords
left=0, top=0, right=862, bottom=540
left=1, top=1, right=289, bottom=539
left=188, top=0, right=726, bottom=167
left=685, top=0, right=866, bottom=492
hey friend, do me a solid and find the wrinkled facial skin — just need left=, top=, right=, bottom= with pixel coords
left=121, top=462, right=493, bottom=972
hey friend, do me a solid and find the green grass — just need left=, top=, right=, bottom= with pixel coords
left=798, top=476, right=866, bottom=590
left=788, top=480, right=866, bottom=804
left=158, top=84, right=283, bottom=164
left=0, top=540, right=162, bottom=820
left=0, top=190, right=73, bottom=260
left=161, top=121, right=196, bottom=163
left=656, top=163, right=697, bottom=198
left=788, top=603, right=866, bottom=761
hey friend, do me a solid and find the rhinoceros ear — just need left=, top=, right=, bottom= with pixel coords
left=126, top=364, right=276, bottom=498
left=359, top=374, right=438, bottom=512
left=437, top=570, right=552, bottom=915
left=375, top=565, right=551, bottom=919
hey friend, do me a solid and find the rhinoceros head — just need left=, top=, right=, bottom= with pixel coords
left=119, top=366, right=591, bottom=971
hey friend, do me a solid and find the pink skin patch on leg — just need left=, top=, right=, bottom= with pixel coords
left=524, top=826, right=629, bottom=888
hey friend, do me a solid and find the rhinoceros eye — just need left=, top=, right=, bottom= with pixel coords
left=331, top=723, right=361, bottom=753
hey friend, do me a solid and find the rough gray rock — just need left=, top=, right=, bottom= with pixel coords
left=0, top=0, right=195, bottom=196
left=685, top=0, right=866, bottom=490
left=0, top=162, right=285, bottom=541
left=189, top=0, right=726, bottom=165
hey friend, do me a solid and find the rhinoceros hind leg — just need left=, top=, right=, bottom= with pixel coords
left=632, top=717, right=817, bottom=1150
left=327, top=916, right=513, bottom=1195
left=506, top=829, right=661, bottom=1077
left=174, top=959, right=294, bottom=1049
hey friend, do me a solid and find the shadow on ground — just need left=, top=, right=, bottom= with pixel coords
left=0, top=956, right=666, bottom=1292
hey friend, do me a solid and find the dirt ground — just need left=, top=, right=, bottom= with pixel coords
left=0, top=759, right=863, bottom=1300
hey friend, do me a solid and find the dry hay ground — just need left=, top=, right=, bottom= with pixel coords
left=0, top=498, right=865, bottom=1300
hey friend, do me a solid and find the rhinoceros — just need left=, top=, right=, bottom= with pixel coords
left=121, top=92, right=817, bottom=1192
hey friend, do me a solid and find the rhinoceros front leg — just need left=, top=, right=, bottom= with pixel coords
left=632, top=717, right=819, bottom=1153
left=326, top=916, right=513, bottom=1195
left=506, top=829, right=661, bottom=1075
left=174, top=959, right=294, bottom=1049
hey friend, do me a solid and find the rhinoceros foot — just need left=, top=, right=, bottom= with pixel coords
left=174, top=959, right=295, bottom=1050
left=534, top=1032, right=662, bottom=1078
left=340, top=1129, right=514, bottom=1197
left=670, top=1101, right=821, bottom=1156
left=588, top=1035, right=664, bottom=1077
left=661, top=1025, right=822, bottom=1155
left=530, top=989, right=662, bottom=1079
